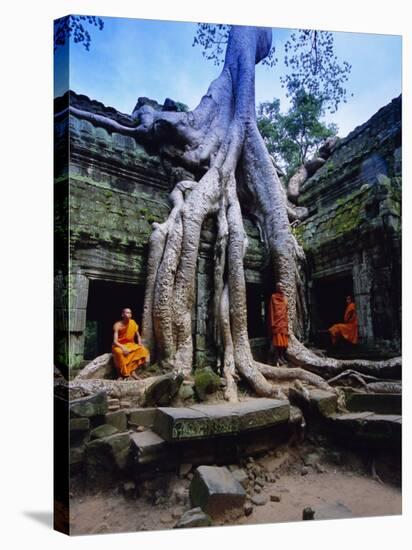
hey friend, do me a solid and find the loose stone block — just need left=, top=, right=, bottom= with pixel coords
left=123, top=480, right=136, bottom=499
left=70, top=391, right=108, bottom=418
left=130, top=430, right=167, bottom=465
left=244, top=502, right=253, bottom=516
left=70, top=417, right=90, bottom=445
left=105, top=410, right=127, bottom=432
left=308, top=390, right=338, bottom=417
left=178, top=384, right=195, bottom=401
left=231, top=469, right=249, bottom=488
left=70, top=417, right=90, bottom=431
left=90, top=424, right=119, bottom=440
left=142, top=373, right=183, bottom=407
left=179, top=463, right=193, bottom=477
left=189, top=466, right=246, bottom=517
left=250, top=494, right=268, bottom=506
left=85, top=432, right=131, bottom=478
left=154, top=407, right=210, bottom=442
left=175, top=507, right=212, bottom=529
left=127, top=407, right=157, bottom=428
left=70, top=445, right=85, bottom=466
left=303, top=507, right=315, bottom=520
left=303, top=452, right=322, bottom=467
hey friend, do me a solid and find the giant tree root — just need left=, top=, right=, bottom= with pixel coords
left=62, top=26, right=401, bottom=401
left=287, top=336, right=401, bottom=380
left=74, top=353, right=114, bottom=380
left=327, top=369, right=402, bottom=394
left=255, top=363, right=332, bottom=392
left=69, top=377, right=157, bottom=400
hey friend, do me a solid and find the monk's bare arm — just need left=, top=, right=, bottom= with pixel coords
left=113, top=323, right=130, bottom=355
left=134, top=327, right=143, bottom=346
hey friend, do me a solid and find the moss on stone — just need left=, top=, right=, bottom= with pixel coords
left=194, top=367, right=221, bottom=401
left=296, top=185, right=373, bottom=253
left=292, top=224, right=305, bottom=248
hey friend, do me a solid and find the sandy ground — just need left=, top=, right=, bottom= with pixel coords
left=69, top=444, right=401, bottom=536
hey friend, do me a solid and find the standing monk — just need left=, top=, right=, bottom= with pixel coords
left=328, top=296, right=358, bottom=345
left=112, top=308, right=149, bottom=379
left=269, top=282, right=289, bottom=366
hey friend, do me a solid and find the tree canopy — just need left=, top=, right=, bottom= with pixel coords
left=54, top=15, right=104, bottom=51
left=193, top=24, right=352, bottom=114
left=69, top=23, right=400, bottom=402
left=257, top=90, right=338, bottom=178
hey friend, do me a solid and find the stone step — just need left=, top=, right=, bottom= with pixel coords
left=153, top=398, right=290, bottom=442
left=70, top=391, right=108, bottom=418
left=289, top=386, right=401, bottom=450
left=129, top=429, right=168, bottom=465
left=289, top=387, right=338, bottom=418
left=344, top=391, right=401, bottom=415
left=329, top=411, right=401, bottom=444
left=127, top=407, right=157, bottom=428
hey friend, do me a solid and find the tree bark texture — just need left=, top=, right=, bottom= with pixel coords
left=68, top=26, right=401, bottom=400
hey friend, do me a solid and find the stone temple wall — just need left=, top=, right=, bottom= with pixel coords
left=54, top=92, right=268, bottom=374
left=295, top=96, right=401, bottom=353
left=54, top=92, right=401, bottom=374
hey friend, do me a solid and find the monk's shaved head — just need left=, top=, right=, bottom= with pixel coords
left=121, top=308, right=133, bottom=320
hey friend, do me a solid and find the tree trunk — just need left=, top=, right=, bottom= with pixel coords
left=68, top=25, right=401, bottom=399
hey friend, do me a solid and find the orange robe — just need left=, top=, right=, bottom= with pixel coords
left=269, top=292, right=289, bottom=348
left=112, top=319, right=149, bottom=377
left=328, top=302, right=358, bottom=345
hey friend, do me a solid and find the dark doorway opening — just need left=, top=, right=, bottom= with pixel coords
left=311, top=274, right=354, bottom=345
left=246, top=283, right=267, bottom=338
left=84, top=280, right=145, bottom=360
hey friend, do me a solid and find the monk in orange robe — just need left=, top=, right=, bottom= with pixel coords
left=328, top=296, right=358, bottom=345
left=112, top=308, right=149, bottom=379
left=269, top=282, right=289, bottom=366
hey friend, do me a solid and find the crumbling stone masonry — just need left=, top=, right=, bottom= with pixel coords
left=54, top=92, right=401, bottom=375
left=54, top=92, right=268, bottom=375
left=295, top=96, right=401, bottom=354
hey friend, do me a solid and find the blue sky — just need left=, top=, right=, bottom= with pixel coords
left=54, top=16, right=402, bottom=138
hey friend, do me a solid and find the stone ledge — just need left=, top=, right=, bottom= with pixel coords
left=328, top=411, right=401, bottom=446
left=345, top=391, right=401, bottom=415
left=153, top=399, right=290, bottom=442
left=154, top=407, right=210, bottom=442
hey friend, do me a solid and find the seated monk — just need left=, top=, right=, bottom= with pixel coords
left=112, top=308, right=149, bottom=379
left=328, top=295, right=358, bottom=345
left=269, top=282, right=289, bottom=366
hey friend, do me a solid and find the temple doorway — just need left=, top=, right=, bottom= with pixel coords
left=246, top=283, right=267, bottom=338
left=84, top=280, right=145, bottom=360
left=311, top=274, right=354, bottom=346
